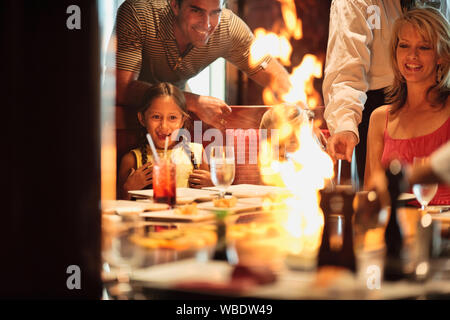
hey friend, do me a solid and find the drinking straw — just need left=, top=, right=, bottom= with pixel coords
left=164, top=136, right=169, bottom=160
left=146, top=133, right=160, bottom=164
left=337, top=159, right=342, bottom=185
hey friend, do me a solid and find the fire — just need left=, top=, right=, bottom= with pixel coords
left=283, top=54, right=323, bottom=108
left=250, top=0, right=322, bottom=108
left=253, top=1, right=332, bottom=265
left=259, top=109, right=333, bottom=259
left=278, top=0, right=302, bottom=40
left=250, top=28, right=292, bottom=67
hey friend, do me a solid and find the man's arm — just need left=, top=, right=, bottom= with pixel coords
left=322, top=0, right=373, bottom=161
left=248, top=58, right=291, bottom=102
left=183, top=92, right=231, bottom=130
left=116, top=71, right=232, bottom=129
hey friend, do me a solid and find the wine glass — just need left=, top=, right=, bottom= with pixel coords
left=412, top=157, right=438, bottom=211
left=102, top=213, right=146, bottom=299
left=210, top=145, right=235, bottom=198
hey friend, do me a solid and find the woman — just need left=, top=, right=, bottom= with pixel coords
left=365, top=7, right=450, bottom=205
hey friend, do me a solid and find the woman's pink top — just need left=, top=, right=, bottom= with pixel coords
left=381, top=111, right=450, bottom=205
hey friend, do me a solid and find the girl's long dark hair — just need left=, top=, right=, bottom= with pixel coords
left=137, top=82, right=191, bottom=165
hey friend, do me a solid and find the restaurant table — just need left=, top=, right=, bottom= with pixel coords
left=102, top=189, right=450, bottom=300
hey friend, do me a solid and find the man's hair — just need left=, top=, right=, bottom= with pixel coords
left=174, top=0, right=227, bottom=7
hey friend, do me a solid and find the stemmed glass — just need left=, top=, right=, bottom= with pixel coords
left=209, top=146, right=238, bottom=264
left=102, top=213, right=146, bottom=299
left=209, top=146, right=235, bottom=198
left=412, top=157, right=438, bottom=211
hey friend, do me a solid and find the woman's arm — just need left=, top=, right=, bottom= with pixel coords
left=364, top=106, right=388, bottom=189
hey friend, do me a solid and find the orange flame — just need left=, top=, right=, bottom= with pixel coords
left=252, top=1, right=331, bottom=260
left=250, top=0, right=322, bottom=108
left=258, top=108, right=333, bottom=259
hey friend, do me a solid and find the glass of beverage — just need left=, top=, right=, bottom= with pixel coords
left=412, top=157, right=438, bottom=211
left=210, top=146, right=235, bottom=198
left=102, top=213, right=146, bottom=299
left=152, top=158, right=176, bottom=207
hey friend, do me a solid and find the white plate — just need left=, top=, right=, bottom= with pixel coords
left=132, top=259, right=232, bottom=286
left=197, top=198, right=262, bottom=214
left=128, top=188, right=219, bottom=204
left=101, top=200, right=169, bottom=214
left=140, top=209, right=216, bottom=222
left=202, top=184, right=286, bottom=198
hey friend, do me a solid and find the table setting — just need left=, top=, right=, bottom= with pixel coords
left=101, top=134, right=450, bottom=300
left=101, top=182, right=450, bottom=300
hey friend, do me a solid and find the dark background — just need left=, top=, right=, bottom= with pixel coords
left=0, top=0, right=332, bottom=298
left=2, top=0, right=102, bottom=298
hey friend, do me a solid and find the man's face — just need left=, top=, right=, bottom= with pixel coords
left=172, top=0, right=224, bottom=48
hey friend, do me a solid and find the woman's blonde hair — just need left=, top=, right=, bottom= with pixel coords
left=259, top=104, right=305, bottom=130
left=385, top=6, right=450, bottom=113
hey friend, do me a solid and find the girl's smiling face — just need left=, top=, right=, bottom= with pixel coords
left=138, top=95, right=186, bottom=149
left=396, top=23, right=441, bottom=86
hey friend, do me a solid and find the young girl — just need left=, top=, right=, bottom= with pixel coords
left=365, top=7, right=450, bottom=205
left=258, top=104, right=326, bottom=185
left=118, top=82, right=212, bottom=200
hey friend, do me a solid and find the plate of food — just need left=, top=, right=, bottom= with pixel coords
left=202, top=184, right=287, bottom=198
left=140, top=203, right=216, bottom=222
left=101, top=200, right=169, bottom=215
left=130, top=227, right=217, bottom=250
left=129, top=188, right=219, bottom=204
left=197, top=197, right=262, bottom=214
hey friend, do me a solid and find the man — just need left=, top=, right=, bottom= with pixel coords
left=323, top=0, right=448, bottom=185
left=114, top=0, right=291, bottom=129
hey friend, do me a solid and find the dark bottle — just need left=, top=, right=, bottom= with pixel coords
left=213, top=218, right=228, bottom=261
left=384, top=160, right=408, bottom=281
left=212, top=210, right=238, bottom=265
left=318, top=185, right=356, bottom=272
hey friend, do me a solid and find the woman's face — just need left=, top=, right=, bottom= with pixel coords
left=396, top=23, right=441, bottom=86
left=139, top=95, right=185, bottom=149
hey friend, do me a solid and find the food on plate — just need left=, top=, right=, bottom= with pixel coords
left=213, top=196, right=237, bottom=208
left=130, top=226, right=216, bottom=250
left=174, top=203, right=198, bottom=215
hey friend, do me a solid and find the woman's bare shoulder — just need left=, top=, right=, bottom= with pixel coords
left=369, top=105, right=390, bottom=125
left=372, top=105, right=389, bottom=117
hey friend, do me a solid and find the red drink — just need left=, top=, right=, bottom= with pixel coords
left=152, top=159, right=176, bottom=207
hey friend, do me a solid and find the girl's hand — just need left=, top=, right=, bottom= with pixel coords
left=124, top=162, right=153, bottom=191
left=188, top=170, right=213, bottom=189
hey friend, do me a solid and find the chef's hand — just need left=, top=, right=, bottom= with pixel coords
left=123, top=162, right=153, bottom=191
left=188, top=170, right=213, bottom=189
left=326, top=131, right=358, bottom=163
left=185, top=93, right=232, bottom=130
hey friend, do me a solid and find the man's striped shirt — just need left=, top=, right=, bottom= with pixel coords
left=115, top=0, right=271, bottom=90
